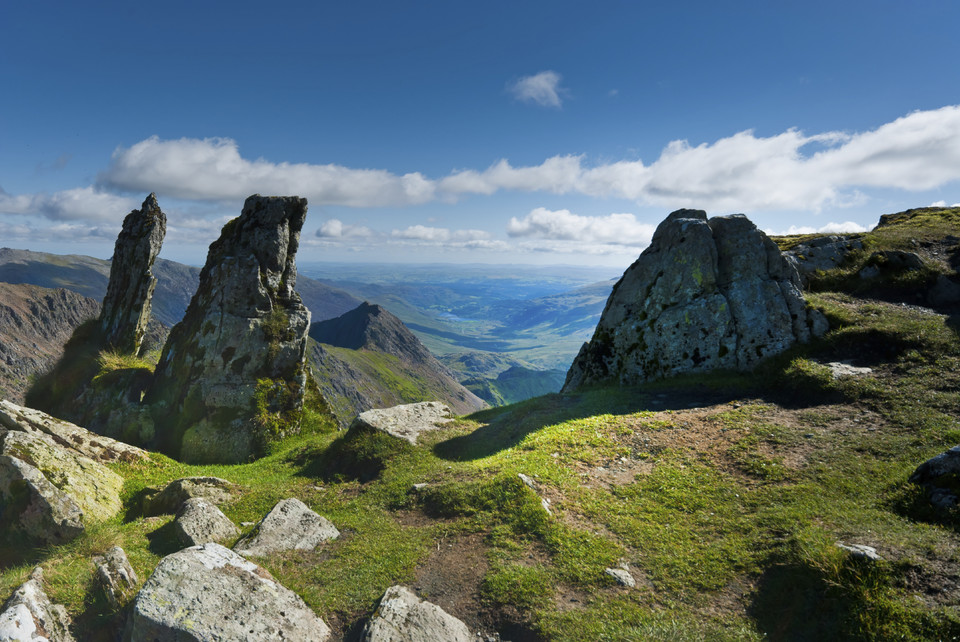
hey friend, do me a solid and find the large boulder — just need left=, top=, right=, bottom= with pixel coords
left=360, top=585, right=472, bottom=642
left=0, top=430, right=123, bottom=545
left=0, top=567, right=76, bottom=642
left=0, top=400, right=148, bottom=464
left=97, top=193, right=166, bottom=355
left=124, top=543, right=330, bottom=641
left=564, top=210, right=827, bottom=391
left=146, top=195, right=311, bottom=463
left=233, top=498, right=338, bottom=557
left=348, top=402, right=454, bottom=445
left=142, top=476, right=237, bottom=516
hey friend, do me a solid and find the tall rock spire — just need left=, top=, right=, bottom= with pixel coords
left=98, top=193, right=166, bottom=354
left=146, top=195, right=311, bottom=463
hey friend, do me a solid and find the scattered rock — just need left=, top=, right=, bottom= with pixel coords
left=859, top=265, right=881, bottom=280
left=909, top=445, right=960, bottom=509
left=125, top=542, right=330, bottom=641
left=0, top=567, right=76, bottom=642
left=0, top=400, right=148, bottom=464
left=173, top=497, right=240, bottom=547
left=146, top=195, right=311, bottom=463
left=564, top=210, right=826, bottom=391
left=349, top=402, right=454, bottom=445
left=836, top=542, right=882, bottom=561
left=605, top=567, right=636, bottom=588
left=142, top=476, right=236, bottom=516
left=0, top=429, right=123, bottom=545
left=234, top=498, right=339, bottom=557
left=870, top=250, right=925, bottom=271
left=93, top=547, right=138, bottom=608
left=97, top=193, right=166, bottom=355
left=784, top=235, right=863, bottom=286
left=517, top=473, right=537, bottom=489
left=360, top=585, right=472, bottom=642
left=824, top=361, right=874, bottom=379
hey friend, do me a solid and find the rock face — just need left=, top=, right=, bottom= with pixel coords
left=173, top=497, right=240, bottom=547
left=233, top=498, right=339, bottom=557
left=0, top=283, right=100, bottom=404
left=361, top=585, right=472, bottom=642
left=783, top=235, right=863, bottom=286
left=0, top=568, right=75, bottom=642
left=147, top=195, right=311, bottom=463
left=98, top=193, right=166, bottom=355
left=309, top=303, right=486, bottom=426
left=349, top=402, right=454, bottom=445
left=0, top=429, right=124, bottom=545
left=564, top=210, right=827, bottom=392
left=125, top=543, right=330, bottom=641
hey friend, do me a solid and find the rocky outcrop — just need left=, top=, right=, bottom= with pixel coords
left=783, top=235, right=863, bottom=286
left=173, top=497, right=240, bottom=547
left=0, top=429, right=124, bottom=545
left=93, top=547, right=139, bottom=608
left=564, top=210, right=827, bottom=391
left=142, top=476, right=237, bottom=516
left=147, top=195, right=311, bottom=463
left=310, top=303, right=486, bottom=425
left=0, top=568, right=75, bottom=642
left=348, top=402, right=454, bottom=445
left=98, top=193, right=166, bottom=355
left=233, top=498, right=338, bottom=557
left=361, top=585, right=472, bottom=642
left=0, top=283, right=100, bottom=404
left=0, top=400, right=148, bottom=464
left=125, top=543, right=330, bottom=641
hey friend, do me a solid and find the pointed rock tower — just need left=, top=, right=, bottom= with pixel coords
left=147, top=195, right=311, bottom=463
left=98, top=193, right=166, bottom=355
left=563, top=210, right=827, bottom=392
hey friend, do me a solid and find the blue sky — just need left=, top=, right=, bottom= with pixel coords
left=2, top=0, right=959, bottom=267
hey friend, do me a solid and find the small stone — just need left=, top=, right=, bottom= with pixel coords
left=517, top=473, right=537, bottom=489
left=824, top=361, right=873, bottom=379
left=173, top=497, right=240, bottom=547
left=836, top=542, right=882, bottom=561
left=143, top=476, right=237, bottom=516
left=93, top=546, right=138, bottom=608
left=361, top=585, right=472, bottom=642
left=605, top=567, right=637, bottom=587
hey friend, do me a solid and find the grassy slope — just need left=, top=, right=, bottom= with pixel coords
left=2, top=210, right=960, bottom=641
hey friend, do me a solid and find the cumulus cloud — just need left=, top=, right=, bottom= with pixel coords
left=508, top=71, right=565, bottom=108
left=507, top=208, right=656, bottom=246
left=99, top=136, right=437, bottom=207
left=769, top=221, right=871, bottom=235
left=316, top=219, right=374, bottom=238
left=391, top=225, right=490, bottom=243
left=0, top=186, right=138, bottom=222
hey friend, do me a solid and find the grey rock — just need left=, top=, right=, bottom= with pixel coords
left=146, top=195, right=311, bottom=463
left=824, top=362, right=873, bottom=379
left=928, top=274, right=960, bottom=307
left=125, top=542, right=330, bottom=641
left=870, top=250, right=925, bottom=271
left=0, top=430, right=123, bottom=545
left=910, top=446, right=960, bottom=485
left=93, top=547, right=138, bottom=608
left=836, top=542, right=882, bottom=561
left=605, top=567, right=636, bottom=587
left=98, top=193, right=166, bottom=355
left=784, top=235, right=863, bottom=286
left=0, top=567, right=76, bottom=642
left=563, top=210, right=826, bottom=391
left=173, top=497, right=240, bottom=548
left=234, top=498, right=338, bottom=557
left=361, top=585, right=472, bottom=642
left=143, top=476, right=237, bottom=516
left=0, top=400, right=149, bottom=464
left=859, top=265, right=881, bottom=280
left=349, top=402, right=453, bottom=445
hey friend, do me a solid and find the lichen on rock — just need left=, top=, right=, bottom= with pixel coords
left=146, top=195, right=311, bottom=463
left=564, top=209, right=827, bottom=391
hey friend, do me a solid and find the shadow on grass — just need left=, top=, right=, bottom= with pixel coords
left=748, top=562, right=850, bottom=641
left=145, top=520, right=181, bottom=557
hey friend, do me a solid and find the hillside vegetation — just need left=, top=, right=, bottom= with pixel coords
left=2, top=209, right=959, bottom=640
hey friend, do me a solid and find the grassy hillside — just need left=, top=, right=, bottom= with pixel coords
left=2, top=209, right=959, bottom=640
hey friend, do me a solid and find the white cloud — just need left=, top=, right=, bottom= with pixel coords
left=0, top=186, right=137, bottom=222
left=99, top=136, right=436, bottom=207
left=391, top=225, right=489, bottom=243
left=769, top=221, right=871, bottom=235
left=508, top=71, right=565, bottom=108
left=507, top=208, right=656, bottom=246
left=316, top=218, right=373, bottom=238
